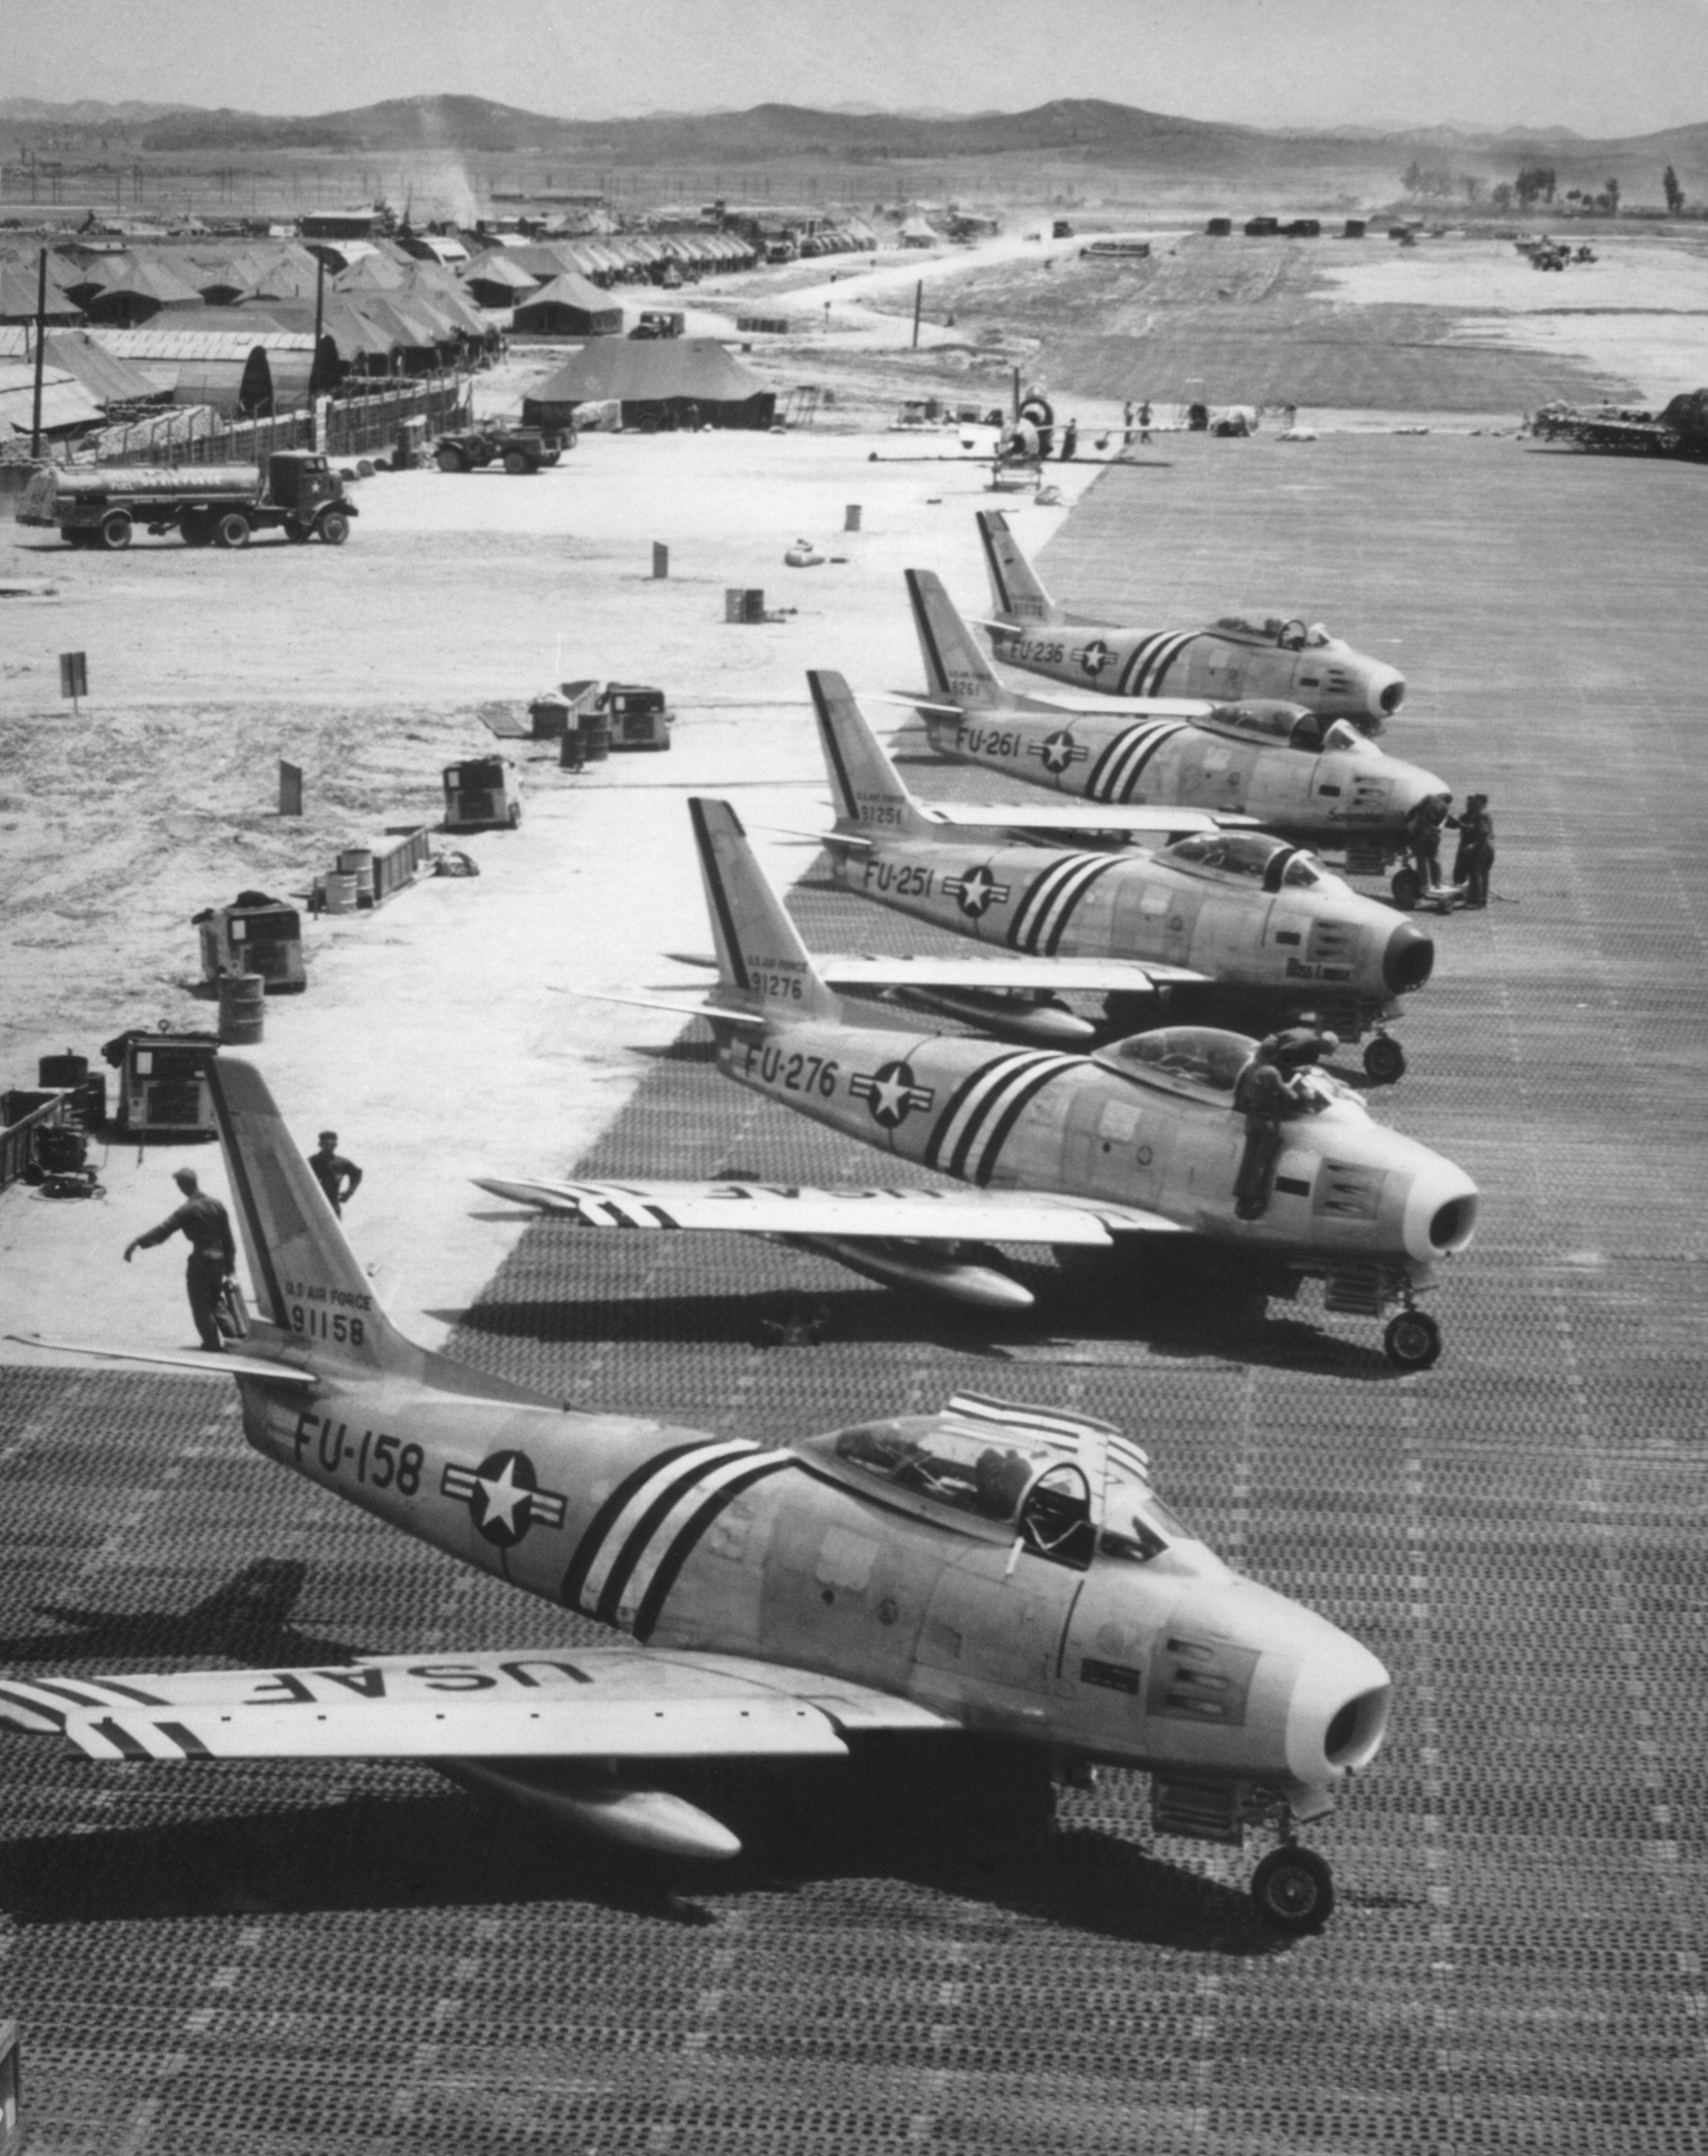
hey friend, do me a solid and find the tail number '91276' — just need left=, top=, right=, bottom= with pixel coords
left=739, top=1042, right=840, bottom=1096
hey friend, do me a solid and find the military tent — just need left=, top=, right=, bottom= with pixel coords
left=521, top=337, right=775, bottom=430
left=512, top=273, right=623, bottom=337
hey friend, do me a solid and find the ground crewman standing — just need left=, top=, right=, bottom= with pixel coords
left=1451, top=794, right=1496, bottom=908
left=124, top=1166, right=236, bottom=1353
left=308, top=1130, right=363, bottom=1217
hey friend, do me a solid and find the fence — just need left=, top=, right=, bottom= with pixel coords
left=16, top=372, right=472, bottom=470
left=0, top=1091, right=70, bottom=1196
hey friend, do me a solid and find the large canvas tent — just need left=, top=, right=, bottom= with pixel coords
left=511, top=273, right=622, bottom=338
left=522, top=338, right=775, bottom=430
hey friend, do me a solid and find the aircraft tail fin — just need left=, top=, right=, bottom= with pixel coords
left=977, top=510, right=1061, bottom=626
left=906, top=568, right=1014, bottom=713
left=209, top=1057, right=417, bottom=1378
left=808, top=670, right=934, bottom=838
left=689, top=798, right=840, bottom=1023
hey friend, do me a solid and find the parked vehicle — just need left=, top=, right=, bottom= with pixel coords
left=17, top=452, right=356, bottom=549
left=432, top=425, right=564, bottom=474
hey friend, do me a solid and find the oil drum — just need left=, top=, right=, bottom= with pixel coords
left=217, top=972, right=266, bottom=1046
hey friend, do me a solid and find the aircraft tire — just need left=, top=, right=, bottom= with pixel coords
left=1390, top=867, right=1422, bottom=911
left=1363, top=1035, right=1406, bottom=1084
left=1251, top=1845, right=1335, bottom=1934
left=1384, top=1309, right=1442, bottom=1370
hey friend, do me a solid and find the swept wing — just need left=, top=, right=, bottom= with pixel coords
left=818, top=953, right=1207, bottom=992
left=474, top=1176, right=1180, bottom=1241
left=0, top=1646, right=953, bottom=1760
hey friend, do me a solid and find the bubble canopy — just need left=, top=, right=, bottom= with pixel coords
left=1162, top=831, right=1331, bottom=890
left=1091, top=1025, right=1255, bottom=1099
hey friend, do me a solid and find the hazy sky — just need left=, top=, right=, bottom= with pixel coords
left=9, top=0, right=1706, bottom=137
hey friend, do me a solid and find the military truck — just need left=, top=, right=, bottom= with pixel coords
left=431, top=424, right=564, bottom=474
left=1528, top=388, right=1708, bottom=460
left=16, top=451, right=356, bottom=549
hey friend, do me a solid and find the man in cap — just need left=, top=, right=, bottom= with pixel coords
left=1451, top=794, right=1496, bottom=908
left=308, top=1130, right=363, bottom=1218
left=124, top=1166, right=236, bottom=1353
left=1231, top=1031, right=1333, bottom=1221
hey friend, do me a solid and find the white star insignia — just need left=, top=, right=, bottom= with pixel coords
left=475, top=1457, right=530, bottom=1535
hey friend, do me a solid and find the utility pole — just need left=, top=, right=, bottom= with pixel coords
left=31, top=249, right=48, bottom=460
left=311, top=252, right=327, bottom=400
left=911, top=278, right=923, bottom=350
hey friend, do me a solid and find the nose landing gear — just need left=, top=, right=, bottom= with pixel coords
left=1251, top=1842, right=1335, bottom=1933
left=1362, top=1030, right=1406, bottom=1084
left=1383, top=1303, right=1443, bottom=1370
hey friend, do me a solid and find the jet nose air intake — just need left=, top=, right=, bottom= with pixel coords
left=1382, top=920, right=1435, bottom=995
left=1401, top=1162, right=1479, bottom=1262
left=1284, top=1632, right=1393, bottom=1792
left=1372, top=669, right=1407, bottom=718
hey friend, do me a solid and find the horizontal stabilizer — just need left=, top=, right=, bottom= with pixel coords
left=6, top=1332, right=317, bottom=1387
left=1019, top=689, right=1211, bottom=718
left=473, top=1176, right=1123, bottom=1246
left=550, top=986, right=769, bottom=1028
left=873, top=691, right=966, bottom=717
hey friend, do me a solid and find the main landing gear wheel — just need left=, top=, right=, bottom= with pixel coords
left=1390, top=867, right=1422, bottom=911
left=1363, top=1035, right=1406, bottom=1084
left=1384, top=1308, right=1442, bottom=1370
left=1250, top=1845, right=1335, bottom=1934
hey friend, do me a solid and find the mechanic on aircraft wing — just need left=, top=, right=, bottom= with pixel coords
left=1232, top=1030, right=1337, bottom=1222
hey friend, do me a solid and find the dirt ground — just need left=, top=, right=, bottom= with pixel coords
left=5, top=226, right=1707, bottom=1362
left=0, top=427, right=1102, bottom=1355
left=858, top=226, right=1708, bottom=415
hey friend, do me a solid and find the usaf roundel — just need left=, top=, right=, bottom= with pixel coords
left=1037, top=729, right=1084, bottom=775
left=849, top=1059, right=936, bottom=1130
left=1077, top=639, right=1116, bottom=680
left=441, top=1451, right=568, bottom=1549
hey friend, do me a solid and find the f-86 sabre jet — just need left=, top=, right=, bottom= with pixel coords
left=808, top=669, right=1434, bottom=1082
left=977, top=509, right=1406, bottom=731
left=486, top=799, right=1475, bottom=1367
left=904, top=568, right=1449, bottom=894
left=4, top=1057, right=1390, bottom=1933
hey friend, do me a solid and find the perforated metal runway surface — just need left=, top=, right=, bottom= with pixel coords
left=4, top=434, right=1707, bottom=2152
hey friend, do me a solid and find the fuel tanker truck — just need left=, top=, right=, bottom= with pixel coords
left=16, top=450, right=356, bottom=550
